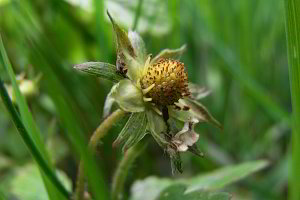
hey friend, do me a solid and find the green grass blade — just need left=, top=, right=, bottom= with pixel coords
left=0, top=36, right=69, bottom=200
left=194, top=1, right=290, bottom=123
left=13, top=5, right=110, bottom=199
left=0, top=38, right=69, bottom=198
left=283, top=0, right=300, bottom=199
left=132, top=0, right=144, bottom=30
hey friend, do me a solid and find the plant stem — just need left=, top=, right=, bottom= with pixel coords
left=111, top=138, right=149, bottom=200
left=75, top=109, right=126, bottom=200
left=284, top=0, right=300, bottom=200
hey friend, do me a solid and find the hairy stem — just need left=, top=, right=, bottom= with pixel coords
left=75, top=109, right=126, bottom=200
left=112, top=138, right=149, bottom=200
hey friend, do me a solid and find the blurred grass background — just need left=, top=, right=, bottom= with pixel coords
left=0, top=0, right=293, bottom=199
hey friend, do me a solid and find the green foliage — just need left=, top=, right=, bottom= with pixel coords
left=130, top=160, right=268, bottom=200
left=156, top=184, right=231, bottom=200
left=0, top=164, right=71, bottom=200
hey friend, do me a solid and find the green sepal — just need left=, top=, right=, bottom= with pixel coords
left=107, top=11, right=146, bottom=82
left=74, top=62, right=124, bottom=83
left=182, top=98, right=222, bottom=129
left=188, top=83, right=211, bottom=100
left=150, top=44, right=187, bottom=65
left=166, top=147, right=183, bottom=174
left=128, top=31, right=147, bottom=65
left=170, top=98, right=222, bottom=130
left=110, top=79, right=145, bottom=113
left=113, top=112, right=148, bottom=152
left=146, top=108, right=169, bottom=147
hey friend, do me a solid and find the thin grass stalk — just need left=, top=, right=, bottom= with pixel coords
left=132, top=0, right=144, bottom=31
left=283, top=0, right=300, bottom=200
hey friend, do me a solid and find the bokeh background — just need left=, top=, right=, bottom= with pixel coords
left=0, top=0, right=291, bottom=199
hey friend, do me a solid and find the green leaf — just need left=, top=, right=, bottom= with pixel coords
left=1, top=164, right=71, bottom=200
left=151, top=45, right=186, bottom=65
left=184, top=160, right=269, bottom=193
left=74, top=62, right=124, bottom=83
left=130, top=160, right=268, bottom=200
left=0, top=35, right=69, bottom=199
left=113, top=112, right=148, bottom=151
left=156, top=184, right=231, bottom=200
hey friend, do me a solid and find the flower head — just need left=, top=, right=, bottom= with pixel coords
left=74, top=11, right=221, bottom=173
left=140, top=59, right=190, bottom=106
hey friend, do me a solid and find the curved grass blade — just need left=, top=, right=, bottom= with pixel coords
left=74, top=62, right=124, bottom=83
left=12, top=2, right=110, bottom=198
left=0, top=79, right=70, bottom=199
left=0, top=35, right=70, bottom=199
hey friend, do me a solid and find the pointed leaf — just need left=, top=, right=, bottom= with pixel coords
left=74, top=62, right=124, bottom=83
left=111, top=79, right=145, bottom=113
left=185, top=160, right=269, bottom=193
left=130, top=160, right=268, bottom=200
left=151, top=45, right=187, bottom=65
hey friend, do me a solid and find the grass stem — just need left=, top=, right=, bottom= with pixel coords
left=283, top=0, right=300, bottom=200
left=132, top=0, right=144, bottom=31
